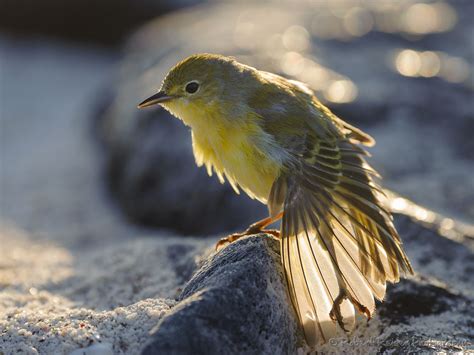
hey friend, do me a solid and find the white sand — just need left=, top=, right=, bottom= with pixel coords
left=0, top=222, right=209, bottom=354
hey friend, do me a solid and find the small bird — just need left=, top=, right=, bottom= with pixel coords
left=138, top=54, right=413, bottom=347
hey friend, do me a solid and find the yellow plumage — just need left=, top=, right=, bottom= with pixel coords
left=138, top=53, right=413, bottom=348
left=165, top=96, right=281, bottom=201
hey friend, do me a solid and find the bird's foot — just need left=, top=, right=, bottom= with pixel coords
left=215, top=227, right=280, bottom=250
left=330, top=290, right=372, bottom=331
left=329, top=291, right=350, bottom=332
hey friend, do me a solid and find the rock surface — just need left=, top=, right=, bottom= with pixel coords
left=142, top=235, right=300, bottom=355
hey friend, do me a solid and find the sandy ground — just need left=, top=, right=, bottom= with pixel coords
left=0, top=223, right=205, bottom=354
left=0, top=37, right=208, bottom=354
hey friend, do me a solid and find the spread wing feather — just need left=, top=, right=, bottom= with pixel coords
left=268, top=125, right=413, bottom=347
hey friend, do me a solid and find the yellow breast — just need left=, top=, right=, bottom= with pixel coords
left=165, top=99, right=281, bottom=204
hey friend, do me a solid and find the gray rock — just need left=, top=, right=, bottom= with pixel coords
left=141, top=209, right=473, bottom=354
left=142, top=235, right=301, bottom=355
left=376, top=277, right=473, bottom=354
left=97, top=1, right=474, bottom=235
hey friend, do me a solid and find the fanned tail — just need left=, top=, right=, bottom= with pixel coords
left=270, top=139, right=413, bottom=347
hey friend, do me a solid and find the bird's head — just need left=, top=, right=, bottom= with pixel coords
left=138, top=53, right=248, bottom=127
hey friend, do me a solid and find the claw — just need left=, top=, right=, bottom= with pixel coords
left=330, top=292, right=349, bottom=332
left=329, top=288, right=373, bottom=332
left=215, top=233, right=241, bottom=251
left=214, top=229, right=281, bottom=251
left=215, top=213, right=283, bottom=250
left=349, top=297, right=372, bottom=320
left=215, top=239, right=227, bottom=251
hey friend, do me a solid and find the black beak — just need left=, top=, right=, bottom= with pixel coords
left=137, top=91, right=174, bottom=108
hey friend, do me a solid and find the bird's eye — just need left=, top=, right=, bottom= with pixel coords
left=185, top=81, right=199, bottom=94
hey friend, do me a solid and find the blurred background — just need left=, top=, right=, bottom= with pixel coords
left=1, top=0, right=473, bottom=353
left=1, top=0, right=472, bottom=246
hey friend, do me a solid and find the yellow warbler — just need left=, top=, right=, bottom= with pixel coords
left=138, top=53, right=413, bottom=347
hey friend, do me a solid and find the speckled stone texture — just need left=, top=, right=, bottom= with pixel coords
left=142, top=235, right=301, bottom=355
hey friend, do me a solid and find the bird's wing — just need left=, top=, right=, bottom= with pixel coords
left=268, top=121, right=413, bottom=346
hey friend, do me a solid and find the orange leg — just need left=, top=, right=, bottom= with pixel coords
left=216, top=212, right=283, bottom=250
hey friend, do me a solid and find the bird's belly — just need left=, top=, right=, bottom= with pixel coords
left=192, top=129, right=280, bottom=204
left=224, top=148, right=278, bottom=203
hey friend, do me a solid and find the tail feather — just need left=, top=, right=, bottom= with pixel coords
left=331, top=223, right=387, bottom=301
left=281, top=205, right=386, bottom=347
left=271, top=139, right=413, bottom=347
left=282, top=229, right=350, bottom=344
